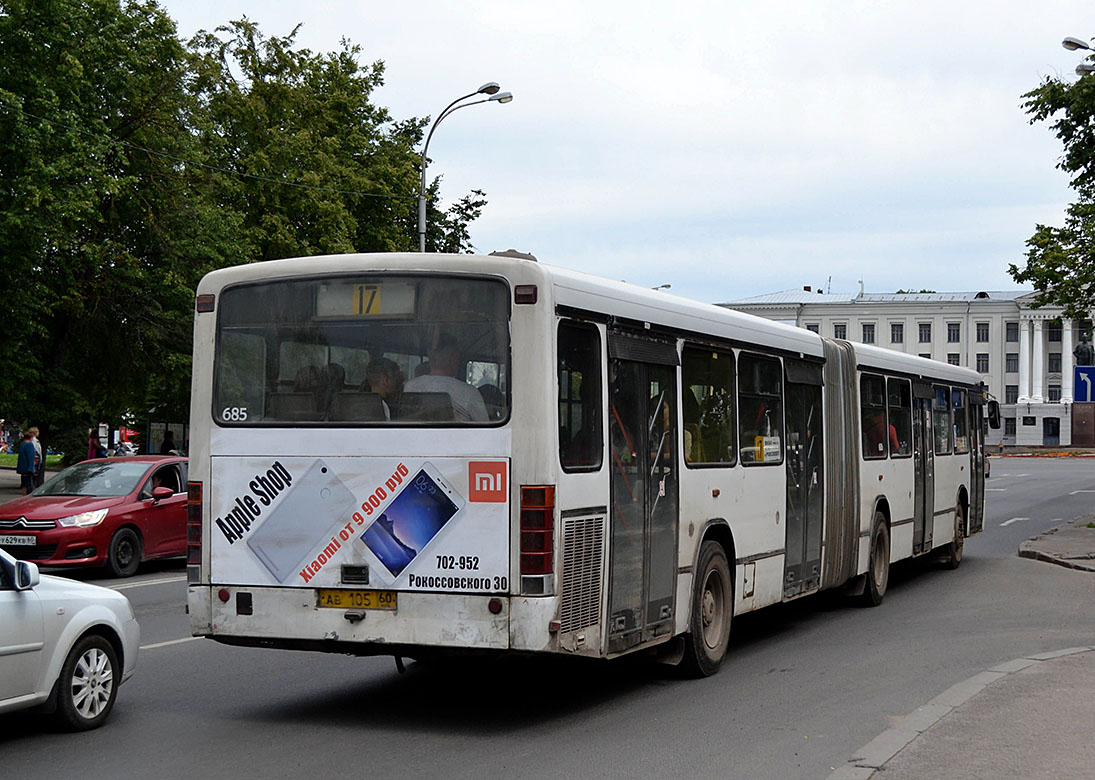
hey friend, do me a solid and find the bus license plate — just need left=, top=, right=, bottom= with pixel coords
left=317, top=589, right=396, bottom=610
left=0, top=534, right=35, bottom=546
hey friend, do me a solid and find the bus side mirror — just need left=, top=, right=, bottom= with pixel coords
left=987, top=400, right=1001, bottom=429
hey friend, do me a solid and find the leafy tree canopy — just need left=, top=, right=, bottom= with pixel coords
left=1009, top=59, right=1095, bottom=319
left=0, top=1, right=485, bottom=459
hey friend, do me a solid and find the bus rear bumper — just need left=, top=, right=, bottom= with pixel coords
left=190, top=586, right=510, bottom=650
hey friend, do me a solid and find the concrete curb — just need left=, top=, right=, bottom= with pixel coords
left=1018, top=515, right=1095, bottom=573
left=825, top=646, right=1095, bottom=780
left=1018, top=545, right=1095, bottom=572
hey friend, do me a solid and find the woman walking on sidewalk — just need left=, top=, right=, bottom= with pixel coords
left=16, top=431, right=38, bottom=495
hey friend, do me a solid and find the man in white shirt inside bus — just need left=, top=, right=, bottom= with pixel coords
left=403, top=334, right=488, bottom=422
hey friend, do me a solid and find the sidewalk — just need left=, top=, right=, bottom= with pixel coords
left=0, top=466, right=59, bottom=500
left=829, top=516, right=1095, bottom=779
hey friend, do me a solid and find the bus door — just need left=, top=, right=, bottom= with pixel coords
left=912, top=382, right=935, bottom=554
left=783, top=360, right=825, bottom=598
left=606, top=332, right=679, bottom=654
left=968, top=400, right=985, bottom=534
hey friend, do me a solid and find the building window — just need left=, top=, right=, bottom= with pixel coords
left=1048, top=384, right=1061, bottom=402
left=1006, top=353, right=1019, bottom=373
left=1005, top=417, right=1016, bottom=435
left=976, top=322, right=990, bottom=342
left=1005, top=385, right=1019, bottom=404
left=1006, top=321, right=1019, bottom=342
left=862, top=323, right=875, bottom=344
left=919, top=323, right=932, bottom=342
left=1048, top=321, right=1062, bottom=342
left=947, top=353, right=961, bottom=366
left=1049, top=352, right=1061, bottom=373
left=975, top=353, right=989, bottom=373
left=805, top=323, right=819, bottom=334
left=834, top=323, right=847, bottom=340
left=890, top=323, right=904, bottom=343
left=947, top=322, right=961, bottom=343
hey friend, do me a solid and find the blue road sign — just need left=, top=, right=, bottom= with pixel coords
left=1075, top=366, right=1095, bottom=402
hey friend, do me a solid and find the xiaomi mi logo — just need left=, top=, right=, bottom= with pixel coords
left=468, top=461, right=507, bottom=502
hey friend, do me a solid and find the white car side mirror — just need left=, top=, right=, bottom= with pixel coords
left=15, top=560, right=40, bottom=590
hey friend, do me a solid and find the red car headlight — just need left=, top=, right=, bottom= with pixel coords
left=56, top=508, right=109, bottom=527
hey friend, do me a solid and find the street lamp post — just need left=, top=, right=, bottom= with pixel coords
left=1062, top=36, right=1095, bottom=76
left=418, top=82, right=513, bottom=252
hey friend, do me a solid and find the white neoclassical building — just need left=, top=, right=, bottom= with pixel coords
left=721, top=288, right=1095, bottom=448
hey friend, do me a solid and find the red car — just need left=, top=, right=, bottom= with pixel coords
left=0, top=456, right=188, bottom=577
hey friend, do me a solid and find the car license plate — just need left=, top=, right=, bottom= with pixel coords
left=0, top=534, right=35, bottom=546
left=317, top=589, right=396, bottom=610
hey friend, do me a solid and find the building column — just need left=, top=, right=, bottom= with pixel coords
left=1018, top=317, right=1032, bottom=402
left=1031, top=318, right=1045, bottom=403
left=1062, top=318, right=1074, bottom=403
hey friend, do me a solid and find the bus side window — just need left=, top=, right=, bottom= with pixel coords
left=933, top=386, right=952, bottom=455
left=738, top=352, right=783, bottom=465
left=952, top=388, right=969, bottom=453
left=887, top=378, right=913, bottom=457
left=860, top=374, right=887, bottom=459
left=558, top=320, right=603, bottom=471
left=681, top=345, right=736, bottom=466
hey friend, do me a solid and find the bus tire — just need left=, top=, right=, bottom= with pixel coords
left=860, top=514, right=889, bottom=607
left=107, top=528, right=141, bottom=578
left=943, top=504, right=965, bottom=570
left=681, top=541, right=733, bottom=678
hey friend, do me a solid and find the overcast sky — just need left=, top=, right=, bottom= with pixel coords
left=160, top=1, right=1091, bottom=303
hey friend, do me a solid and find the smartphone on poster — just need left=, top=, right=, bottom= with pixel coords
left=357, top=463, right=464, bottom=578
left=246, top=459, right=357, bottom=582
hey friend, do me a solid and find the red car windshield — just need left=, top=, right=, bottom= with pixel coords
left=34, top=461, right=152, bottom=498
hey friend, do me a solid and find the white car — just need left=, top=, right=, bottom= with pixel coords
left=0, top=548, right=140, bottom=730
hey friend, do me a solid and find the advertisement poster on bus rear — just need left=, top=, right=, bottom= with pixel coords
left=208, top=457, right=510, bottom=593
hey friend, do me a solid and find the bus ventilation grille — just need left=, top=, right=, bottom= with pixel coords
left=560, top=515, right=604, bottom=634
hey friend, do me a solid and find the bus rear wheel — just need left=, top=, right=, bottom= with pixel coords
left=681, top=541, right=732, bottom=678
left=860, top=514, right=889, bottom=607
left=942, top=504, right=965, bottom=570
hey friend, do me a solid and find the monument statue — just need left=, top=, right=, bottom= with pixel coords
left=1074, top=339, right=1095, bottom=367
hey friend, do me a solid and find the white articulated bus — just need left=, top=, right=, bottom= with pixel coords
left=186, top=252, right=995, bottom=676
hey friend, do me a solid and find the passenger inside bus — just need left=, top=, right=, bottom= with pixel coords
left=863, top=410, right=899, bottom=457
left=363, top=358, right=404, bottom=420
left=403, top=334, right=488, bottom=422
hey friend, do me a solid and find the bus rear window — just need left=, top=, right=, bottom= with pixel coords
left=213, top=275, right=510, bottom=426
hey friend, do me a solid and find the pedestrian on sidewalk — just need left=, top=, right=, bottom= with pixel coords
left=28, top=426, right=44, bottom=487
left=16, top=431, right=38, bottom=495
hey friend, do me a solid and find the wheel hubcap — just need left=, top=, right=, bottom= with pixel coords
left=71, top=648, right=113, bottom=719
left=701, top=571, right=725, bottom=649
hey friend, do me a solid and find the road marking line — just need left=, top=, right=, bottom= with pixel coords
left=141, top=637, right=199, bottom=650
left=1068, top=490, right=1095, bottom=495
left=1000, top=517, right=1029, bottom=527
left=985, top=488, right=1007, bottom=492
left=109, top=575, right=186, bottom=590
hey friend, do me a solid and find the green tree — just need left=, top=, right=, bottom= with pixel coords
left=0, top=0, right=231, bottom=458
left=1010, top=60, right=1095, bottom=318
left=0, top=4, right=486, bottom=459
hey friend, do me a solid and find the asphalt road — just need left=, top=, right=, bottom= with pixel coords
left=3, top=457, right=1094, bottom=780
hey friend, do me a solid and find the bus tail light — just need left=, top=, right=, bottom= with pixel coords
left=187, top=481, right=203, bottom=584
left=520, top=485, right=555, bottom=595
